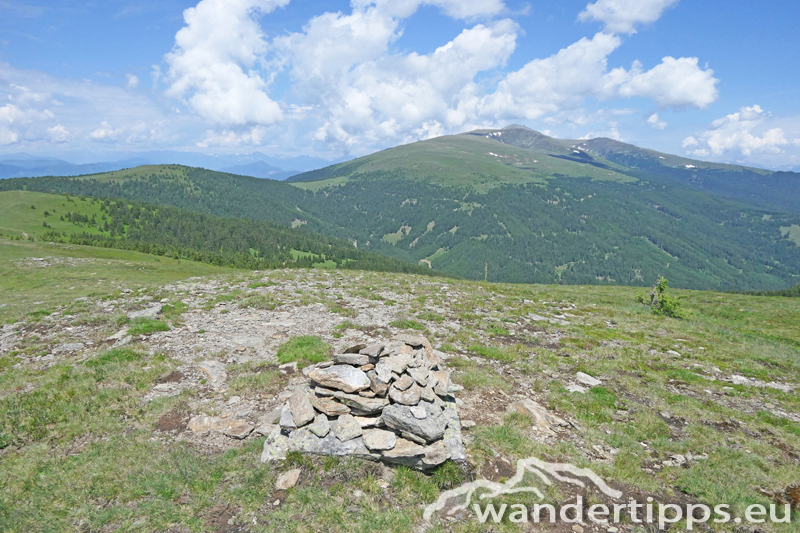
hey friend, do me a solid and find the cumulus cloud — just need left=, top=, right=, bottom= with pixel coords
left=479, top=34, right=717, bottom=122
left=616, top=56, right=718, bottom=108
left=647, top=113, right=666, bottom=129
left=164, top=0, right=289, bottom=127
left=578, top=0, right=679, bottom=34
left=125, top=74, right=139, bottom=89
left=46, top=124, right=70, bottom=143
left=683, top=105, right=790, bottom=157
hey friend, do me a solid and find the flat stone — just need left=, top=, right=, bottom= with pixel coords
left=359, top=343, right=384, bottom=358
left=389, top=382, right=422, bottom=405
left=360, top=364, right=375, bottom=371
left=420, top=385, right=436, bottom=402
left=279, top=403, right=297, bottom=430
left=407, top=367, right=429, bottom=386
left=374, top=361, right=393, bottom=383
left=54, top=342, right=85, bottom=353
left=507, top=399, right=568, bottom=435
left=441, top=398, right=467, bottom=463
left=309, top=365, right=370, bottom=393
left=334, top=391, right=390, bottom=415
left=127, top=304, right=163, bottom=320
left=363, top=429, right=396, bottom=451
left=275, top=468, right=301, bottom=490
left=576, top=372, right=602, bottom=387
left=314, top=386, right=336, bottom=397
left=260, top=425, right=289, bottom=462
left=422, top=440, right=449, bottom=466
left=401, top=431, right=427, bottom=445
left=333, top=353, right=371, bottom=366
left=279, top=362, right=298, bottom=374
left=198, top=361, right=227, bottom=389
left=105, top=329, right=129, bottom=341
left=310, top=395, right=351, bottom=417
left=188, top=415, right=223, bottom=435
left=430, top=370, right=452, bottom=396
left=286, top=428, right=373, bottom=458
left=223, top=419, right=254, bottom=439
left=353, top=416, right=380, bottom=429
left=381, top=438, right=425, bottom=464
left=382, top=403, right=445, bottom=443
left=368, top=369, right=390, bottom=396
left=289, top=389, right=315, bottom=428
left=333, top=414, right=363, bottom=442
left=343, top=344, right=367, bottom=354
left=393, top=374, right=414, bottom=391
left=308, top=414, right=331, bottom=438
left=410, top=405, right=428, bottom=419
left=384, top=352, right=412, bottom=375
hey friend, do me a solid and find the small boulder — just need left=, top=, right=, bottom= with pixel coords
left=308, top=414, right=331, bottom=438
left=333, top=414, right=363, bottom=442
left=289, top=389, right=315, bottom=428
left=363, top=429, right=397, bottom=451
left=276, top=468, right=301, bottom=490
left=389, top=382, right=422, bottom=405
left=576, top=372, right=602, bottom=387
left=308, top=365, right=370, bottom=393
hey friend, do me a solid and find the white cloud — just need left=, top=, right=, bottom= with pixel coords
left=125, top=74, right=139, bottom=89
left=647, top=113, right=666, bottom=129
left=578, top=0, right=679, bottom=34
left=46, top=124, right=70, bottom=143
left=479, top=34, right=718, bottom=122
left=683, top=105, right=790, bottom=157
left=616, top=56, right=718, bottom=108
left=164, top=0, right=288, bottom=127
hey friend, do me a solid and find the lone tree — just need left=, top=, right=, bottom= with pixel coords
left=638, top=276, right=686, bottom=319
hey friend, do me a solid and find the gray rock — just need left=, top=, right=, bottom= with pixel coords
left=279, top=361, right=298, bottom=374
left=333, top=414, right=363, bottom=442
left=407, top=366, right=429, bottom=386
left=343, top=344, right=367, bottom=354
left=309, top=365, right=370, bottom=393
left=566, top=384, right=588, bottom=394
left=381, top=438, right=425, bottom=465
left=333, top=391, right=390, bottom=415
left=384, top=352, right=412, bottom=375
left=333, top=353, right=371, bottom=366
left=401, top=431, right=427, bottom=445
left=286, top=428, right=374, bottom=458
left=289, top=389, right=315, bottom=428
left=308, top=414, right=331, bottom=438
left=358, top=390, right=376, bottom=398
left=420, top=385, right=436, bottom=402
left=410, top=405, right=428, bottom=419
left=261, top=407, right=283, bottom=426
left=223, top=419, right=254, bottom=439
left=422, top=440, right=449, bottom=466
left=366, top=369, right=389, bottom=396
left=260, top=425, right=289, bottom=462
left=576, top=372, right=602, bottom=387
left=127, top=304, right=163, bottom=320
left=314, top=386, right=336, bottom=397
left=279, top=403, right=297, bottom=430
left=198, top=361, right=227, bottom=390
left=359, top=343, right=384, bottom=358
left=389, top=382, right=422, bottom=405
left=188, top=415, right=223, bottom=435
left=430, top=370, right=452, bottom=396
left=506, top=399, right=568, bottom=436
left=276, top=468, right=301, bottom=490
left=374, top=362, right=393, bottom=383
left=353, top=416, right=380, bottom=429
left=53, top=342, right=85, bottom=353
left=442, top=398, right=467, bottom=462
left=393, top=374, right=414, bottom=391
left=363, top=429, right=396, bottom=451
left=382, top=403, right=445, bottom=443
left=310, top=395, right=351, bottom=417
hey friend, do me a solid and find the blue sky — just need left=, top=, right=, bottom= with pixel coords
left=1, top=0, right=799, bottom=169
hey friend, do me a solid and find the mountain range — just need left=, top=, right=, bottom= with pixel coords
left=1, top=125, right=798, bottom=291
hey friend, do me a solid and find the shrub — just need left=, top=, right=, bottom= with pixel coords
left=637, top=276, right=687, bottom=319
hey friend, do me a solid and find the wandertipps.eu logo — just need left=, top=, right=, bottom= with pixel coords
left=423, top=457, right=795, bottom=530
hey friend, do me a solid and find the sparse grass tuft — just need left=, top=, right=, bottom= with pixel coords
left=127, top=318, right=170, bottom=336
left=276, top=336, right=332, bottom=367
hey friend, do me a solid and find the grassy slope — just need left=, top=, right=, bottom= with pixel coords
left=288, top=132, right=636, bottom=191
left=0, top=258, right=798, bottom=531
left=0, top=190, right=107, bottom=239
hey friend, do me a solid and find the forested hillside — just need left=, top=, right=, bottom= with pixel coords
left=3, top=127, right=800, bottom=291
left=0, top=191, right=445, bottom=277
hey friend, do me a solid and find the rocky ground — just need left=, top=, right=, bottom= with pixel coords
left=2, top=268, right=799, bottom=532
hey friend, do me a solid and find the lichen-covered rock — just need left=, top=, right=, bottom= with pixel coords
left=287, top=428, right=374, bottom=458
left=261, top=425, right=289, bottom=463
left=308, top=365, right=370, bottom=393
left=310, top=395, right=351, bottom=417
left=333, top=414, right=363, bottom=442
left=307, top=413, right=331, bottom=438
left=333, top=353, right=371, bottom=366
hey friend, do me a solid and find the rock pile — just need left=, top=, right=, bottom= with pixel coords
left=261, top=334, right=466, bottom=470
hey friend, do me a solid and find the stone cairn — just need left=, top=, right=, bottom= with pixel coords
left=261, top=334, right=466, bottom=470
